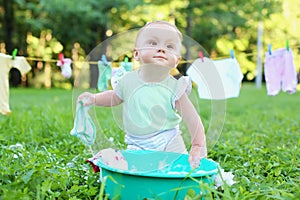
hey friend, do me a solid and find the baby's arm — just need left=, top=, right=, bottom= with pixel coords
left=78, top=90, right=123, bottom=107
left=175, top=93, right=207, bottom=168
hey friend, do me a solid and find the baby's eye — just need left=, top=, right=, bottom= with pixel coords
left=149, top=41, right=157, bottom=46
left=167, top=44, right=175, bottom=49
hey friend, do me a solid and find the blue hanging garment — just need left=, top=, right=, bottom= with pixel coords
left=120, top=57, right=132, bottom=72
left=97, top=56, right=112, bottom=91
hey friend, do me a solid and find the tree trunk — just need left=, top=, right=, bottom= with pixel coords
left=3, top=0, right=14, bottom=53
left=183, top=4, right=192, bottom=74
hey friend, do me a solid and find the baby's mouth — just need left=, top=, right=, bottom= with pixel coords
left=153, top=55, right=167, bottom=60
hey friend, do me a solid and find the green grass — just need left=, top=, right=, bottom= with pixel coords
left=0, top=84, right=299, bottom=199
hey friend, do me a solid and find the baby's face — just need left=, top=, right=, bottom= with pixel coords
left=134, top=24, right=182, bottom=68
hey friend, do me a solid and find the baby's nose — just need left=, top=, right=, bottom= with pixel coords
left=157, top=48, right=165, bottom=53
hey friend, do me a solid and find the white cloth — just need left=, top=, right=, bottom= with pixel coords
left=0, top=53, right=31, bottom=115
left=214, top=168, right=236, bottom=189
left=87, top=148, right=128, bottom=171
left=57, top=58, right=72, bottom=78
left=187, top=57, right=243, bottom=99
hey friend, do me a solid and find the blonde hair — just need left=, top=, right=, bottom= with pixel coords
left=135, top=20, right=183, bottom=47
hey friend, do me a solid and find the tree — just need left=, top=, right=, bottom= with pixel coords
left=1, top=0, right=298, bottom=87
left=175, top=0, right=282, bottom=80
left=1, top=0, right=15, bottom=53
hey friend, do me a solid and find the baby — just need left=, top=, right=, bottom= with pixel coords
left=79, top=20, right=207, bottom=168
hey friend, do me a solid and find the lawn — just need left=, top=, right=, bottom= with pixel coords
left=0, top=83, right=299, bottom=199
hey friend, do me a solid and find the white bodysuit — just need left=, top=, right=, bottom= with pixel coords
left=0, top=53, right=31, bottom=115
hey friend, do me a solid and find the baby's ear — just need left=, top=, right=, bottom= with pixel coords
left=175, top=56, right=182, bottom=66
left=133, top=49, right=139, bottom=61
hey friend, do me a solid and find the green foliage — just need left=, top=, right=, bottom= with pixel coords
left=0, top=89, right=100, bottom=199
left=2, top=0, right=300, bottom=85
left=35, top=0, right=142, bottom=51
left=207, top=85, right=300, bottom=199
left=26, top=30, right=63, bottom=59
left=0, top=85, right=299, bottom=199
left=25, top=30, right=73, bottom=89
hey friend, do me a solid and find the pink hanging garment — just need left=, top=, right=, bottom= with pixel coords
left=264, top=48, right=297, bottom=96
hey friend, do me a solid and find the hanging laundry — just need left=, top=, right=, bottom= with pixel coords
left=56, top=54, right=72, bottom=78
left=111, top=66, right=128, bottom=90
left=187, top=57, right=243, bottom=99
left=0, top=53, right=31, bottom=115
left=120, top=57, right=132, bottom=72
left=213, top=58, right=243, bottom=98
left=264, top=48, right=297, bottom=96
left=97, top=60, right=112, bottom=92
left=110, top=59, right=133, bottom=90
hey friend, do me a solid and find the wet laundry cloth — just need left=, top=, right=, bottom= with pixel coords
left=0, top=53, right=31, bottom=115
left=86, top=148, right=128, bottom=172
left=70, top=101, right=96, bottom=146
left=264, top=48, right=297, bottom=96
left=97, top=61, right=112, bottom=92
left=187, top=57, right=243, bottom=99
left=56, top=58, right=72, bottom=78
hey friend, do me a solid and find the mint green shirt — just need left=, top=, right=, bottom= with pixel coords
left=115, top=70, right=189, bottom=136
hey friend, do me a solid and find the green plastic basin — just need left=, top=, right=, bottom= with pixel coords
left=95, top=150, right=219, bottom=199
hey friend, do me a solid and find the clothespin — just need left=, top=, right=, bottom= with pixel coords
left=101, top=54, right=108, bottom=66
left=124, top=56, right=129, bottom=64
left=123, top=56, right=129, bottom=68
left=198, top=51, right=204, bottom=62
left=267, top=44, right=272, bottom=55
left=230, top=49, right=234, bottom=59
left=122, top=56, right=132, bottom=71
left=286, top=40, right=289, bottom=51
left=58, top=53, right=65, bottom=65
left=12, top=48, right=18, bottom=60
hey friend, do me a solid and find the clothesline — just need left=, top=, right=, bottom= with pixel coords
left=24, top=53, right=248, bottom=65
left=25, top=55, right=233, bottom=64
left=26, top=57, right=100, bottom=64
left=18, top=43, right=300, bottom=65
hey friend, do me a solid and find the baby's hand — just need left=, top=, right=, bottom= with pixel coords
left=188, top=146, right=207, bottom=168
left=78, top=92, right=96, bottom=106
